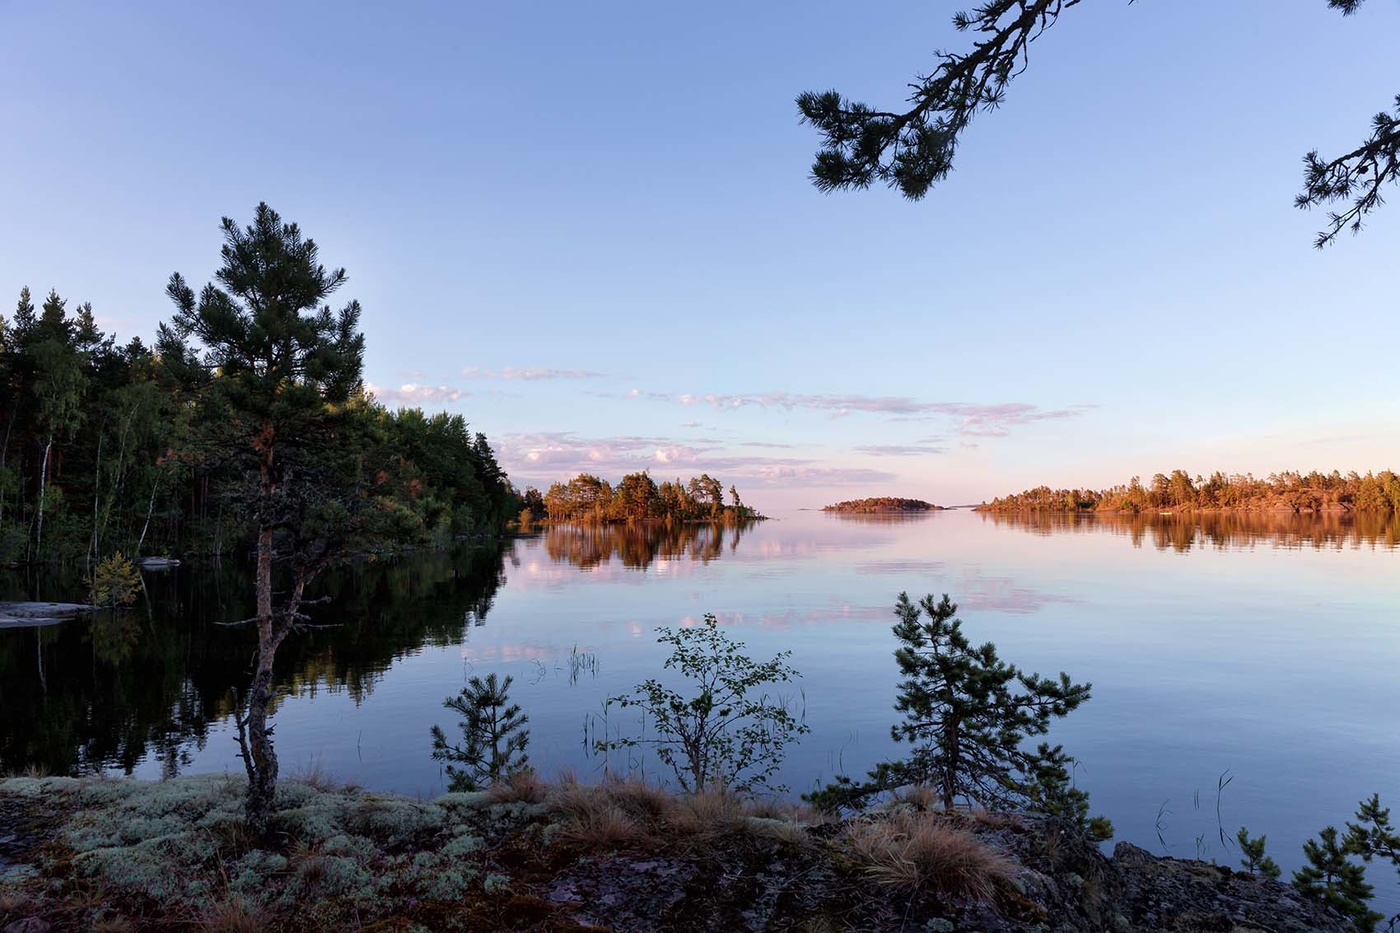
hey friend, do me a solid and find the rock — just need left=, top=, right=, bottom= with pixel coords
left=0, top=602, right=97, bottom=628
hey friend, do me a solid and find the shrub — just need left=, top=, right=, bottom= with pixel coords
left=593, top=614, right=809, bottom=793
left=430, top=672, right=530, bottom=791
left=809, top=592, right=1106, bottom=838
left=88, top=551, right=142, bottom=607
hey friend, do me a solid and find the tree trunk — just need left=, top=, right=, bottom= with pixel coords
left=244, top=521, right=279, bottom=836
left=89, top=429, right=103, bottom=563
left=244, top=439, right=282, bottom=837
left=137, top=473, right=160, bottom=556
left=35, top=434, right=52, bottom=559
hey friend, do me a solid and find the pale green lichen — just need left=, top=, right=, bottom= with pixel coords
left=230, top=850, right=288, bottom=897
left=0, top=776, right=81, bottom=798
left=345, top=795, right=443, bottom=845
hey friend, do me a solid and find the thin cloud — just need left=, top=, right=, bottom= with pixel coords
left=367, top=382, right=468, bottom=405
left=461, top=366, right=606, bottom=381
left=497, top=432, right=892, bottom=491
left=629, top=389, right=1091, bottom=437
left=854, top=444, right=946, bottom=456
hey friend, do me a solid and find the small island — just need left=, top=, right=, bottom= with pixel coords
left=822, top=497, right=940, bottom=513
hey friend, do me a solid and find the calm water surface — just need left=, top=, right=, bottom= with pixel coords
left=4, top=509, right=1399, bottom=905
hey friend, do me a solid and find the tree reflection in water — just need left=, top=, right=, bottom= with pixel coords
left=0, top=543, right=509, bottom=778
left=981, top=510, right=1400, bottom=552
left=542, top=520, right=756, bottom=570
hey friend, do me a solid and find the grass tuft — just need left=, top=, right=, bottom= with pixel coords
left=843, top=810, right=1014, bottom=902
left=488, top=769, right=547, bottom=804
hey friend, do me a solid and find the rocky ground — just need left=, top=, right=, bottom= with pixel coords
left=0, top=774, right=1352, bottom=932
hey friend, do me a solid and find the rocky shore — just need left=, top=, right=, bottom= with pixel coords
left=0, top=774, right=1350, bottom=932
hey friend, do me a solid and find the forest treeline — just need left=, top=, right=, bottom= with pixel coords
left=822, top=497, right=937, bottom=513
left=527, top=472, right=760, bottom=525
left=0, top=287, right=518, bottom=564
left=981, top=469, right=1400, bottom=514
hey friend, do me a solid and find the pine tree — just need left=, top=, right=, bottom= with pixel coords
left=1236, top=827, right=1281, bottom=880
left=808, top=593, right=1100, bottom=822
left=159, top=203, right=367, bottom=836
left=430, top=673, right=530, bottom=791
left=1293, top=825, right=1382, bottom=930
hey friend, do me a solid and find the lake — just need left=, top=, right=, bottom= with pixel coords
left=4, top=509, right=1399, bottom=907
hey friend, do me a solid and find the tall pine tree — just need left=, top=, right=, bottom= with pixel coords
left=159, top=203, right=366, bottom=835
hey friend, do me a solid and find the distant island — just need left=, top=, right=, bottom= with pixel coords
left=528, top=472, right=764, bottom=525
left=822, top=497, right=940, bottom=513
left=979, top=469, right=1400, bottom=514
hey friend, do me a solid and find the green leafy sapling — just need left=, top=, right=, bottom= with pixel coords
left=1293, top=825, right=1382, bottom=931
left=430, top=672, right=530, bottom=791
left=1236, top=826, right=1281, bottom=880
left=594, top=614, right=809, bottom=793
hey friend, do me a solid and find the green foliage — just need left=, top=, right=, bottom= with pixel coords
left=809, top=593, right=1100, bottom=829
left=1344, top=794, right=1400, bottom=931
left=543, top=471, right=762, bottom=525
left=822, top=497, right=935, bottom=513
left=1024, top=741, right=1113, bottom=842
left=595, top=614, right=809, bottom=793
left=430, top=673, right=531, bottom=791
left=1293, top=825, right=1382, bottom=930
left=1236, top=826, right=1281, bottom=880
left=798, top=0, right=1399, bottom=247
left=985, top=468, right=1400, bottom=514
left=87, top=550, right=142, bottom=607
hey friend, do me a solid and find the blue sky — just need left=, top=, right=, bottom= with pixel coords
left=3, top=0, right=1398, bottom=509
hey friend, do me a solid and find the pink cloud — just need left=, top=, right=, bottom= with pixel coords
left=623, top=389, right=1092, bottom=437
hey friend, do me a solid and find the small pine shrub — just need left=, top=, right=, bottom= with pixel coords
left=88, top=551, right=142, bottom=607
left=430, top=673, right=530, bottom=791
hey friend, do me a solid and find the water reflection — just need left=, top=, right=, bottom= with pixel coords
left=981, top=510, right=1400, bottom=551
left=0, top=544, right=509, bottom=777
left=822, top=511, right=943, bottom=524
left=542, top=521, right=755, bottom=570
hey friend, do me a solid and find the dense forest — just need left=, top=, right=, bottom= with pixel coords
left=530, top=472, right=760, bottom=524
left=0, top=287, right=518, bottom=565
left=822, top=497, right=937, bottom=513
left=981, top=469, right=1400, bottom=514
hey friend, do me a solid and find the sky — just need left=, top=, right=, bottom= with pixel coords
left=2, top=0, right=1398, bottom=511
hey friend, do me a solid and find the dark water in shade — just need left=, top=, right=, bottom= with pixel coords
left=4, top=510, right=1399, bottom=911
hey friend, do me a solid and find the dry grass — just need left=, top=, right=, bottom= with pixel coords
left=893, top=785, right=941, bottom=811
left=556, top=800, right=651, bottom=849
left=488, top=769, right=547, bottom=804
left=667, top=788, right=745, bottom=839
left=843, top=810, right=1014, bottom=902
left=287, top=759, right=339, bottom=792
left=196, top=895, right=271, bottom=933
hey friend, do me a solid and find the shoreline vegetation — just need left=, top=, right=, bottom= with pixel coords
left=522, top=472, right=763, bottom=527
left=821, top=497, right=941, bottom=513
left=978, top=468, right=1400, bottom=515
left=0, top=772, right=1356, bottom=933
